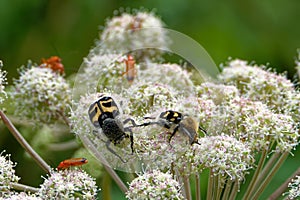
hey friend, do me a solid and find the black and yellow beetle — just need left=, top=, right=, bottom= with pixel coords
left=88, top=94, right=137, bottom=162
left=138, top=110, right=206, bottom=145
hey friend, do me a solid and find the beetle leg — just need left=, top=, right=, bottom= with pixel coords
left=169, top=125, right=179, bottom=143
left=105, top=140, right=126, bottom=163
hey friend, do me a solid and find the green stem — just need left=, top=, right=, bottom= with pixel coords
left=195, top=174, right=201, bottom=200
left=47, top=139, right=79, bottom=151
left=228, top=181, right=239, bottom=200
left=183, top=175, right=192, bottom=200
left=10, top=182, right=39, bottom=193
left=243, top=149, right=268, bottom=200
left=251, top=152, right=289, bottom=200
left=102, top=171, right=112, bottom=200
left=254, top=151, right=280, bottom=186
left=0, top=111, right=51, bottom=173
left=206, top=169, right=213, bottom=200
left=222, top=179, right=232, bottom=200
left=269, top=167, right=300, bottom=200
left=215, top=175, right=222, bottom=200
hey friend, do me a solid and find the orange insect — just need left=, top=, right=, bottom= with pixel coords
left=123, top=54, right=137, bottom=83
left=40, top=56, right=64, bottom=74
left=57, top=158, right=88, bottom=170
left=130, top=16, right=143, bottom=32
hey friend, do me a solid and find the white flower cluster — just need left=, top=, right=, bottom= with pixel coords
left=126, top=170, right=184, bottom=200
left=75, top=53, right=128, bottom=96
left=0, top=152, right=20, bottom=193
left=11, top=62, right=71, bottom=123
left=177, top=135, right=254, bottom=181
left=286, top=175, right=300, bottom=200
left=38, top=170, right=98, bottom=199
left=0, top=60, right=7, bottom=104
left=218, top=59, right=296, bottom=113
left=100, top=11, right=169, bottom=60
left=0, top=192, right=42, bottom=200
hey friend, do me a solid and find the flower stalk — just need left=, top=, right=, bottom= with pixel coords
left=0, top=111, right=51, bottom=173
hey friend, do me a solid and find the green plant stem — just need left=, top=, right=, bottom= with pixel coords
left=243, top=149, right=268, bottom=200
left=0, top=111, right=51, bottom=173
left=206, top=169, right=213, bottom=200
left=252, top=152, right=289, bottom=200
left=228, top=181, right=238, bottom=200
left=10, top=182, right=39, bottom=193
left=269, top=167, right=300, bottom=200
left=80, top=135, right=128, bottom=193
left=222, top=179, right=232, bottom=200
left=195, top=174, right=201, bottom=200
left=47, top=139, right=79, bottom=151
left=215, top=175, right=222, bottom=200
left=183, top=175, right=192, bottom=200
left=102, top=171, right=112, bottom=200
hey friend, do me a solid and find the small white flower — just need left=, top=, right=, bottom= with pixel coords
left=0, top=60, right=8, bottom=104
left=177, top=135, right=254, bottom=183
left=218, top=59, right=296, bottom=113
left=11, top=62, right=71, bottom=123
left=0, top=151, right=20, bottom=193
left=1, top=192, right=42, bottom=200
left=286, top=175, right=300, bottom=199
left=38, top=169, right=98, bottom=199
left=126, top=170, right=184, bottom=200
left=100, top=11, right=169, bottom=60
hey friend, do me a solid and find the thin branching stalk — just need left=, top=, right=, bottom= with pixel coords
left=174, top=169, right=187, bottom=199
left=212, top=173, right=219, bottom=200
left=269, top=167, right=300, bottom=200
left=222, top=179, right=233, bottom=200
left=215, top=174, right=222, bottom=200
left=228, top=181, right=239, bottom=200
left=206, top=169, right=213, bottom=200
left=252, top=152, right=289, bottom=200
left=10, top=182, right=39, bottom=193
left=249, top=151, right=281, bottom=196
left=79, top=134, right=128, bottom=193
left=56, top=110, right=71, bottom=128
left=243, top=149, right=268, bottom=199
left=47, top=139, right=79, bottom=151
left=183, top=175, right=192, bottom=200
left=0, top=111, right=51, bottom=173
left=195, top=174, right=201, bottom=200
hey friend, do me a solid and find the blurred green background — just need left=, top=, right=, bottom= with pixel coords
left=0, top=0, right=300, bottom=199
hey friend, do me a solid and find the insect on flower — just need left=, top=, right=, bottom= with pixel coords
left=57, top=158, right=88, bottom=170
left=88, top=94, right=138, bottom=162
left=137, top=110, right=207, bottom=145
left=123, top=54, right=137, bottom=83
left=40, top=56, right=64, bottom=74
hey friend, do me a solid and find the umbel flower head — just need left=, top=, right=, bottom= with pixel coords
left=100, top=11, right=169, bottom=60
left=176, top=135, right=254, bottom=182
left=227, top=98, right=299, bottom=152
left=126, top=169, right=184, bottom=200
left=286, top=175, right=300, bottom=200
left=75, top=52, right=130, bottom=96
left=218, top=59, right=297, bottom=113
left=38, top=169, right=98, bottom=199
left=11, top=61, right=71, bottom=123
left=0, top=60, right=7, bottom=104
left=0, top=151, right=20, bottom=192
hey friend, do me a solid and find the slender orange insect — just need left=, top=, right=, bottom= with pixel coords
left=40, top=56, right=64, bottom=74
left=123, top=54, right=136, bottom=83
left=57, top=158, right=88, bottom=170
